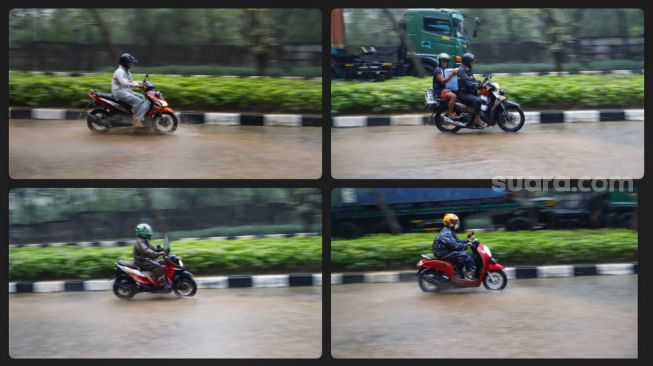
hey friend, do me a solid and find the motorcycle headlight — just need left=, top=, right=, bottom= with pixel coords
left=178, top=259, right=184, bottom=267
left=493, top=82, right=500, bottom=90
left=160, top=100, right=168, bottom=107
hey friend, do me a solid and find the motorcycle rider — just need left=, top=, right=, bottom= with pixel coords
left=133, top=223, right=170, bottom=291
left=432, top=53, right=461, bottom=120
left=112, top=53, right=149, bottom=128
left=432, top=213, right=477, bottom=280
left=456, top=52, right=487, bottom=128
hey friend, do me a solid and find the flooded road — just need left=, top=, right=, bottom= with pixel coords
left=332, top=122, right=644, bottom=179
left=332, top=275, right=637, bottom=358
left=9, top=287, right=321, bottom=358
left=9, top=120, right=321, bottom=179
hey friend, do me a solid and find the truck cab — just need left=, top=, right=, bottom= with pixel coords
left=401, top=8, right=473, bottom=75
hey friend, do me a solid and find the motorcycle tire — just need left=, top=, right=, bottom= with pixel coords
left=432, top=110, right=462, bottom=133
left=497, top=106, right=525, bottom=133
left=482, top=270, right=508, bottom=291
left=173, top=275, right=197, bottom=297
left=418, top=270, right=442, bottom=293
left=87, top=109, right=111, bottom=134
left=113, top=275, right=137, bottom=299
left=153, top=112, right=178, bottom=134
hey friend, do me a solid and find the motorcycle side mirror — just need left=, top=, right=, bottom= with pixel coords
left=467, top=231, right=475, bottom=238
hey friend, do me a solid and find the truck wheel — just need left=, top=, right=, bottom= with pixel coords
left=505, top=217, right=531, bottom=231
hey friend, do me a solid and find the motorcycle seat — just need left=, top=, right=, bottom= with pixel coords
left=91, top=90, right=133, bottom=109
left=117, top=260, right=141, bottom=270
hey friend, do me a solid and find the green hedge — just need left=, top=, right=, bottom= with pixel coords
left=472, top=60, right=643, bottom=75
left=9, top=237, right=322, bottom=281
left=331, top=229, right=637, bottom=271
left=331, top=74, right=643, bottom=115
left=9, top=72, right=322, bottom=113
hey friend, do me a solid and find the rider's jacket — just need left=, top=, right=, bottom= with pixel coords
left=456, top=64, right=482, bottom=95
left=133, top=237, right=160, bottom=265
left=111, top=65, right=141, bottom=99
left=432, top=226, right=468, bottom=257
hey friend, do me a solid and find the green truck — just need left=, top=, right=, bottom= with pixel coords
left=331, top=8, right=479, bottom=79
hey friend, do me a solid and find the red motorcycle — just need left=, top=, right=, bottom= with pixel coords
left=86, top=74, right=178, bottom=133
left=112, top=238, right=196, bottom=299
left=416, top=232, right=507, bottom=293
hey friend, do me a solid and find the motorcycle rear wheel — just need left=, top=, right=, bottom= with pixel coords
left=113, top=275, right=136, bottom=299
left=432, top=110, right=462, bottom=133
left=87, top=109, right=111, bottom=133
left=418, top=270, right=442, bottom=293
left=173, top=275, right=197, bottom=297
left=483, top=270, right=508, bottom=290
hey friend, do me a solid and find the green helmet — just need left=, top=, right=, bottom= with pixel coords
left=135, top=223, right=153, bottom=239
left=437, top=53, right=451, bottom=67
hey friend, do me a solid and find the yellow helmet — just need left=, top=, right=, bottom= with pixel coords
left=443, top=213, right=460, bottom=228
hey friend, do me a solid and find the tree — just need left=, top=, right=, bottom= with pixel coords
left=88, top=9, right=118, bottom=64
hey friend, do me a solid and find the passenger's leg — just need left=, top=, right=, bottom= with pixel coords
left=446, top=92, right=461, bottom=119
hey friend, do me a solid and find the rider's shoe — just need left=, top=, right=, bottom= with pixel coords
left=464, top=271, right=477, bottom=281
left=132, top=119, right=145, bottom=128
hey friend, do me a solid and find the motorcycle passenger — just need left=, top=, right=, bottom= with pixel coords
left=456, top=53, right=487, bottom=128
left=133, top=223, right=170, bottom=291
left=112, top=53, right=149, bottom=128
left=432, top=53, right=461, bottom=120
left=432, top=213, right=477, bottom=280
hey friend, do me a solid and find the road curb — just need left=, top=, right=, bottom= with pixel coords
left=9, top=232, right=320, bottom=248
left=9, top=273, right=323, bottom=293
left=332, top=262, right=637, bottom=284
left=8, top=107, right=322, bottom=127
left=332, top=109, right=644, bottom=127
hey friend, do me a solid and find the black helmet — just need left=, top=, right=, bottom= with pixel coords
left=119, top=53, right=138, bottom=68
left=462, top=53, right=475, bottom=67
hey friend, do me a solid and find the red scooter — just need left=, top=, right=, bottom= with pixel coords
left=416, top=232, right=507, bottom=293
left=112, top=238, right=196, bottom=299
left=86, top=74, right=178, bottom=133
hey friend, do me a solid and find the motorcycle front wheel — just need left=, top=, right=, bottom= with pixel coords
left=113, top=275, right=137, bottom=299
left=497, top=105, right=525, bottom=133
left=153, top=112, right=178, bottom=133
left=418, top=270, right=442, bottom=293
left=431, top=110, right=462, bottom=133
left=173, top=275, right=197, bottom=297
left=87, top=109, right=111, bottom=134
left=483, top=270, right=508, bottom=290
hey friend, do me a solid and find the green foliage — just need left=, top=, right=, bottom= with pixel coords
left=331, top=74, right=643, bottom=115
left=332, top=229, right=637, bottom=271
left=473, top=60, right=643, bottom=75
left=9, top=72, right=322, bottom=113
left=9, top=237, right=322, bottom=281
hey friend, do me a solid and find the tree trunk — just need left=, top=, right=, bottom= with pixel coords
left=139, top=189, right=170, bottom=236
left=540, top=9, right=566, bottom=73
left=383, top=9, right=427, bottom=77
left=88, top=9, right=118, bottom=68
left=370, top=189, right=403, bottom=234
